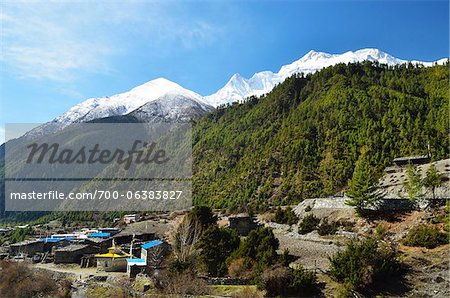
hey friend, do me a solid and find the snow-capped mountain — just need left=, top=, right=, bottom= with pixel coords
left=124, top=93, right=213, bottom=122
left=25, top=78, right=213, bottom=139
left=204, top=48, right=447, bottom=107
left=19, top=48, right=448, bottom=140
left=59, top=77, right=209, bottom=124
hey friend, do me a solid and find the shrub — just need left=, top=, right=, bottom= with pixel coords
left=329, top=238, right=401, bottom=291
left=235, top=227, right=279, bottom=270
left=261, top=264, right=291, bottom=296
left=231, top=286, right=264, bottom=298
left=156, top=272, right=210, bottom=296
left=298, top=214, right=320, bottom=234
left=403, top=224, right=448, bottom=249
left=304, top=205, right=312, bottom=212
left=318, top=220, right=338, bottom=236
left=228, top=257, right=253, bottom=279
left=375, top=223, right=389, bottom=239
left=0, top=260, right=60, bottom=298
left=289, top=266, right=318, bottom=295
left=86, top=285, right=127, bottom=298
left=261, top=264, right=318, bottom=297
left=338, top=220, right=355, bottom=232
left=274, top=207, right=298, bottom=225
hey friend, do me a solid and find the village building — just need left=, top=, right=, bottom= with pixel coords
left=140, top=239, right=169, bottom=268
left=126, top=258, right=147, bottom=278
left=126, top=239, right=169, bottom=278
left=40, top=237, right=70, bottom=252
left=228, top=213, right=260, bottom=236
left=113, top=231, right=155, bottom=245
left=123, top=214, right=141, bottom=224
left=88, top=232, right=111, bottom=238
left=95, top=246, right=130, bottom=272
left=9, top=239, right=44, bottom=257
left=84, top=237, right=113, bottom=253
left=97, top=228, right=121, bottom=236
left=51, top=233, right=88, bottom=240
left=54, top=244, right=99, bottom=264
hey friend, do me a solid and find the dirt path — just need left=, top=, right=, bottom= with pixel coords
left=33, top=263, right=127, bottom=280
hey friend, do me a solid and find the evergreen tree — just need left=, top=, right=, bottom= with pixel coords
left=192, top=63, right=449, bottom=210
left=236, top=227, right=280, bottom=271
left=345, top=156, right=383, bottom=215
left=403, top=163, right=424, bottom=201
left=189, top=206, right=217, bottom=230
left=423, top=164, right=443, bottom=200
left=196, top=226, right=240, bottom=276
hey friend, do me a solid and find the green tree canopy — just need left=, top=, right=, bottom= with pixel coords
left=345, top=156, right=383, bottom=215
left=403, top=163, right=424, bottom=202
left=235, top=227, right=280, bottom=272
left=188, top=206, right=217, bottom=230
left=423, top=164, right=444, bottom=200
left=196, top=225, right=240, bottom=277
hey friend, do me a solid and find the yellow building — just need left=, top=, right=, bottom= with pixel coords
left=95, top=246, right=130, bottom=272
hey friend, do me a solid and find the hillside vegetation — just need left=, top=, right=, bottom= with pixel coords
left=192, top=61, right=449, bottom=210
left=1, top=61, right=448, bottom=222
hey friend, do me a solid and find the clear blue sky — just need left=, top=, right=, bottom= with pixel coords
left=1, top=0, right=448, bottom=141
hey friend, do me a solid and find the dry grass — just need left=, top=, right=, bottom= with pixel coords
left=0, top=260, right=71, bottom=298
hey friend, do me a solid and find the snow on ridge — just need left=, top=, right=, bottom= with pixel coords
left=23, top=48, right=449, bottom=140
left=205, top=48, right=447, bottom=107
left=54, top=77, right=209, bottom=125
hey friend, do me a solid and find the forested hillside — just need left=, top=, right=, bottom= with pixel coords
left=192, top=61, right=449, bottom=211
left=1, top=61, right=448, bottom=222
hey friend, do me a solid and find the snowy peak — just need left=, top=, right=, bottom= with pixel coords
left=55, top=77, right=206, bottom=125
left=128, top=77, right=202, bottom=101
left=25, top=77, right=212, bottom=139
left=21, top=48, right=448, bottom=140
left=206, top=48, right=446, bottom=107
left=278, top=48, right=401, bottom=78
left=129, top=93, right=214, bottom=123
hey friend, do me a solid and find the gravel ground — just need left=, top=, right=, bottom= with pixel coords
left=264, top=222, right=344, bottom=271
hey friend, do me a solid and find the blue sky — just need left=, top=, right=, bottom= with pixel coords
left=1, top=0, right=449, bottom=141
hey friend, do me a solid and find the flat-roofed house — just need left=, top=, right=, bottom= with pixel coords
left=123, top=214, right=141, bottom=224
left=39, top=237, right=70, bottom=252
left=88, top=232, right=111, bottom=238
left=228, top=213, right=260, bottom=236
left=54, top=244, right=99, bottom=264
left=126, top=258, right=146, bottom=278
left=9, top=240, right=44, bottom=257
left=126, top=239, right=169, bottom=277
left=141, top=240, right=169, bottom=269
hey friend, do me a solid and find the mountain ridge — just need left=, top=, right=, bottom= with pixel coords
left=203, top=48, right=447, bottom=107
left=14, top=48, right=449, bottom=141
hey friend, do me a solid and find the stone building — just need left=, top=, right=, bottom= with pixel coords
left=54, top=244, right=99, bottom=264
left=9, top=240, right=44, bottom=257
left=228, top=214, right=260, bottom=236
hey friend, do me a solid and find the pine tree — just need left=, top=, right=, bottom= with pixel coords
left=423, top=164, right=443, bottom=200
left=345, top=156, right=383, bottom=215
left=403, top=163, right=424, bottom=202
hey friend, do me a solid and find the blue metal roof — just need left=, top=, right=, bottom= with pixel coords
left=88, top=232, right=111, bottom=238
left=39, top=237, right=66, bottom=243
left=141, top=240, right=163, bottom=250
left=126, top=258, right=146, bottom=263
